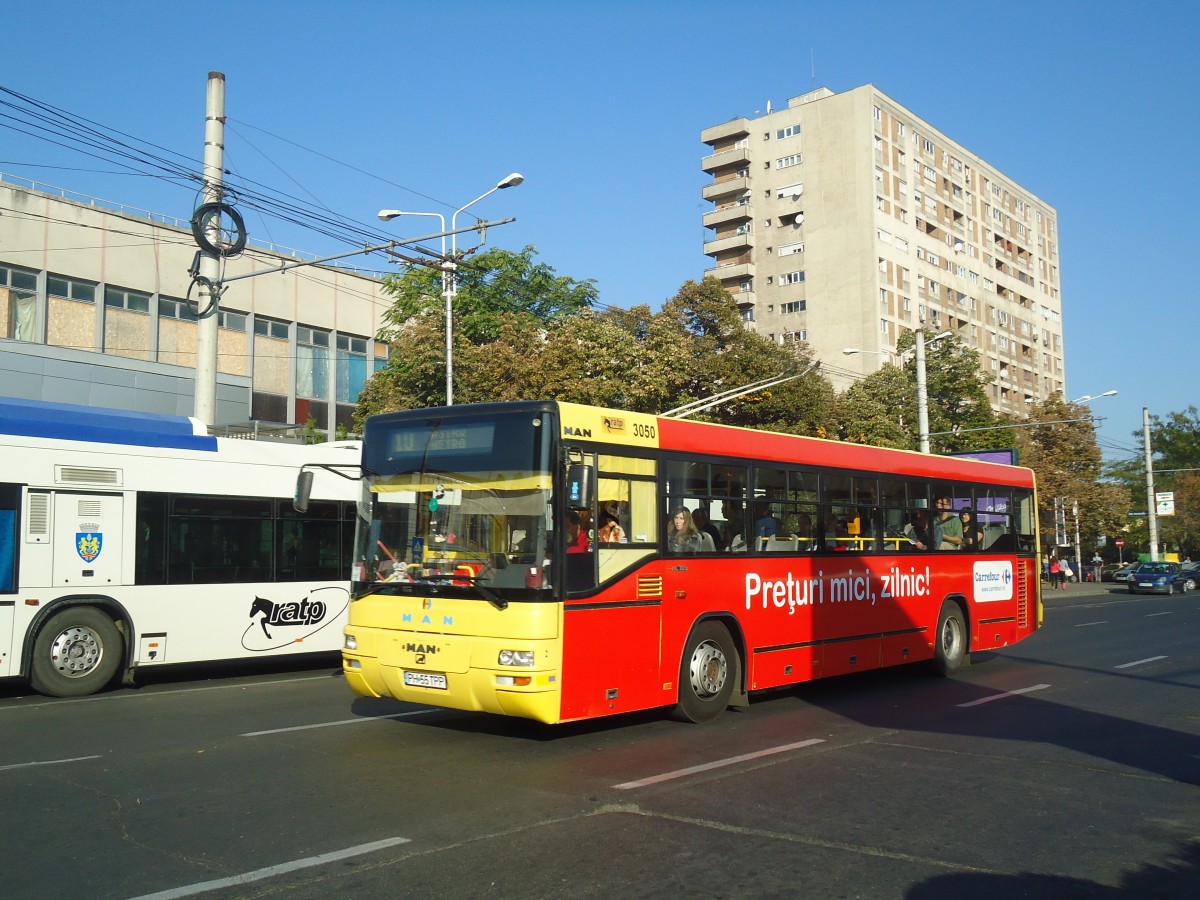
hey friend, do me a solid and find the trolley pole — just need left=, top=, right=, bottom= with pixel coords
left=1143, top=407, right=1159, bottom=562
left=194, top=71, right=226, bottom=427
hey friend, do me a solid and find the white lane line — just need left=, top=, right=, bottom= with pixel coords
left=0, top=675, right=336, bottom=712
left=1074, top=621, right=1107, bottom=627
left=612, top=738, right=825, bottom=790
left=0, top=754, right=101, bottom=772
left=242, top=709, right=436, bottom=737
left=1145, top=612, right=1173, bottom=618
left=127, top=836, right=411, bottom=900
left=956, top=683, right=1050, bottom=708
left=1115, top=655, right=1167, bottom=669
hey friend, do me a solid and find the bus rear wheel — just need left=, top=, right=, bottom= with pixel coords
left=673, top=621, right=736, bottom=724
left=933, top=601, right=967, bottom=676
left=31, top=607, right=124, bottom=697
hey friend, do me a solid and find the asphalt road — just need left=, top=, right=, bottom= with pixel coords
left=2, top=583, right=1197, bottom=899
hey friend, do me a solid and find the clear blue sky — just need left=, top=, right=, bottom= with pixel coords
left=3, top=0, right=1196, bottom=461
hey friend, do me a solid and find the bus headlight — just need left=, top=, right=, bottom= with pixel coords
left=498, top=649, right=535, bottom=667
left=344, top=634, right=358, bottom=651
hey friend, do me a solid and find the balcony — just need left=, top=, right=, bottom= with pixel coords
left=701, top=117, right=751, bottom=145
left=703, top=203, right=752, bottom=230
left=703, top=231, right=754, bottom=257
left=704, top=261, right=756, bottom=283
left=703, top=175, right=750, bottom=202
left=701, top=147, right=750, bottom=173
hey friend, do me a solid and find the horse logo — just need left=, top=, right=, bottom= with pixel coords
left=240, top=586, right=349, bottom=652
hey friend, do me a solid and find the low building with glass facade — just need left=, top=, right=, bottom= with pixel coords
left=0, top=173, right=391, bottom=435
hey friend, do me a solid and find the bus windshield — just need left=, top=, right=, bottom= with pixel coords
left=354, top=408, right=555, bottom=600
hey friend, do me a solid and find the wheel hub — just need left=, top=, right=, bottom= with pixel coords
left=689, top=640, right=727, bottom=698
left=49, top=626, right=102, bottom=677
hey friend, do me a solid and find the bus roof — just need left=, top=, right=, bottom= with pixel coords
left=0, top=396, right=218, bottom=452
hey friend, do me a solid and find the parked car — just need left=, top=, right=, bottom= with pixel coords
left=1100, top=562, right=1126, bottom=582
left=1126, top=561, right=1192, bottom=595
left=1112, top=565, right=1137, bottom=584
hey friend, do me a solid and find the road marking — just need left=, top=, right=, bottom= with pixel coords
left=1074, top=621, right=1107, bottom=627
left=1115, top=655, right=1167, bottom=669
left=127, top=836, right=411, bottom=900
left=241, top=709, right=436, bottom=737
left=0, top=754, right=101, bottom=772
left=612, top=738, right=825, bottom=790
left=956, top=683, right=1050, bottom=707
left=1144, top=612, right=1173, bottom=617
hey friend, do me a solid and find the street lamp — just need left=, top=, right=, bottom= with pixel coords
left=1070, top=390, right=1117, bottom=403
left=376, top=172, right=523, bottom=406
left=843, top=328, right=950, bottom=453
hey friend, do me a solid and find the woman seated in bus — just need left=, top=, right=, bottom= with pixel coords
left=959, top=509, right=984, bottom=552
left=903, top=509, right=933, bottom=551
left=667, top=507, right=708, bottom=553
left=597, top=509, right=627, bottom=543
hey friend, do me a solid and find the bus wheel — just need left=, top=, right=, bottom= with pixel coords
left=31, top=608, right=124, bottom=697
left=673, top=621, right=736, bottom=724
left=933, top=601, right=967, bottom=676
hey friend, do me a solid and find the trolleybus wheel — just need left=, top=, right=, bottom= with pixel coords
left=31, top=607, right=124, bottom=697
left=673, top=620, right=736, bottom=724
left=933, top=601, right=967, bottom=676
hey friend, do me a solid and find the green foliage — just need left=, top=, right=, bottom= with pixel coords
left=1016, top=396, right=1127, bottom=554
left=357, top=271, right=836, bottom=437
left=377, top=245, right=597, bottom=346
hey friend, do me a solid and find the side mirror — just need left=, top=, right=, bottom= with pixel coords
left=566, top=463, right=594, bottom=510
left=293, top=469, right=313, bottom=513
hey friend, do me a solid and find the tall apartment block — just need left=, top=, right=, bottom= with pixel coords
left=700, top=85, right=1064, bottom=414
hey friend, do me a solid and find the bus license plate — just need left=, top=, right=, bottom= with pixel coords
left=404, top=671, right=447, bottom=690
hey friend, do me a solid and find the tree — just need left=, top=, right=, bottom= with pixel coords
left=357, top=271, right=836, bottom=438
left=1015, top=396, right=1127, bottom=557
left=834, top=331, right=1010, bottom=452
left=377, top=244, right=597, bottom=346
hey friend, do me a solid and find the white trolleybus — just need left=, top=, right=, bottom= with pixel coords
left=0, top=397, right=360, bottom=697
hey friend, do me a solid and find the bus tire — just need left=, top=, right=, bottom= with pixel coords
left=933, top=601, right=967, bottom=677
left=673, top=620, right=736, bottom=724
left=31, top=607, right=124, bottom=698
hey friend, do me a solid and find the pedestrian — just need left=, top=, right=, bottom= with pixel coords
left=1048, top=556, right=1061, bottom=590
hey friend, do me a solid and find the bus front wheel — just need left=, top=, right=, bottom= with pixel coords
left=31, top=607, right=124, bottom=697
left=933, top=601, right=968, bottom=676
left=673, top=621, right=736, bottom=724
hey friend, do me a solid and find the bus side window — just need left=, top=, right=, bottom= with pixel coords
left=0, top=483, right=18, bottom=592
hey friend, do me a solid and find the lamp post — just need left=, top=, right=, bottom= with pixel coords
left=843, top=328, right=950, bottom=453
left=377, top=172, right=523, bottom=407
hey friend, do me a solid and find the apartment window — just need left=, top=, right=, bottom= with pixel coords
left=928, top=253, right=941, bottom=268
left=254, top=318, right=290, bottom=340
left=160, top=297, right=197, bottom=322
left=218, top=309, right=247, bottom=332
left=881, top=319, right=889, bottom=334
left=781, top=330, right=807, bottom=343
left=778, top=241, right=805, bottom=257
left=780, top=270, right=805, bottom=285
left=297, top=325, right=330, bottom=400
left=775, top=154, right=803, bottom=169
left=776, top=183, right=803, bottom=199
left=777, top=123, right=802, bottom=139
left=47, top=275, right=96, bottom=304
left=336, top=333, right=370, bottom=403
left=740, top=308, right=755, bottom=323
left=104, top=286, right=150, bottom=314
left=1, top=264, right=38, bottom=341
left=922, top=138, right=934, bottom=154
left=895, top=122, right=905, bottom=137
left=873, top=106, right=881, bottom=121
left=781, top=301, right=806, bottom=314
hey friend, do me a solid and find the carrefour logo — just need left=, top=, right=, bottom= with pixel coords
left=973, top=561, right=1014, bottom=602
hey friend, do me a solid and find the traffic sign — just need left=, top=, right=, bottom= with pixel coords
left=1115, top=538, right=1125, bottom=548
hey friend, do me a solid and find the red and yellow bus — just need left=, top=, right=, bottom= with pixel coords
left=338, top=400, right=1041, bottom=724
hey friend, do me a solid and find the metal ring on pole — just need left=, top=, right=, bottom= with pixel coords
left=191, top=202, right=247, bottom=257
left=186, top=275, right=221, bottom=319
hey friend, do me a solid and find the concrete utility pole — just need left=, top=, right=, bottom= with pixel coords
left=194, top=71, right=225, bottom=427
left=1143, top=406, right=1159, bottom=561
left=915, top=328, right=931, bottom=453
